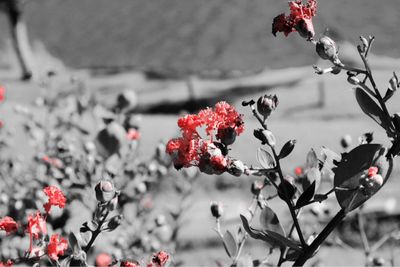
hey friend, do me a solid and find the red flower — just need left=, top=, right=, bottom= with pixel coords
left=0, top=260, right=13, bottom=267
left=0, top=216, right=18, bottom=234
left=149, top=251, right=169, bottom=267
left=127, top=128, right=141, bottom=140
left=27, top=212, right=47, bottom=252
left=368, top=166, right=378, bottom=177
left=0, top=86, right=5, bottom=103
left=47, top=234, right=68, bottom=260
left=166, top=101, right=243, bottom=173
left=294, top=166, right=303, bottom=177
left=42, top=156, right=64, bottom=168
left=96, top=253, right=112, bottom=267
left=121, top=260, right=139, bottom=267
left=272, top=0, right=317, bottom=38
left=43, top=186, right=66, bottom=213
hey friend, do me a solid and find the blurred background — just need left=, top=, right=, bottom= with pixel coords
left=1, top=0, right=400, bottom=266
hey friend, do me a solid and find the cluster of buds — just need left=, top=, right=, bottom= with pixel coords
left=359, top=166, right=384, bottom=196
left=95, top=180, right=120, bottom=211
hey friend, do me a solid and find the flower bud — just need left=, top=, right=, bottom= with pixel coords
left=155, top=215, right=167, bottom=227
left=251, top=180, right=264, bottom=195
left=257, top=95, right=278, bottom=119
left=227, top=159, right=245, bottom=177
left=95, top=180, right=116, bottom=203
left=278, top=140, right=296, bottom=159
left=216, top=127, right=236, bottom=146
left=253, top=129, right=276, bottom=147
left=107, top=195, right=119, bottom=211
left=372, top=257, right=385, bottom=266
left=210, top=201, right=223, bottom=219
left=347, top=75, right=360, bottom=85
left=340, top=134, right=352, bottom=149
left=316, top=36, right=340, bottom=64
left=359, top=36, right=369, bottom=52
left=116, top=90, right=138, bottom=110
left=96, top=122, right=127, bottom=157
left=106, top=214, right=123, bottom=232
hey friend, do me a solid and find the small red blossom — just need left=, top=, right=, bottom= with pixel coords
left=295, top=166, right=303, bottom=177
left=0, top=216, right=18, bottom=234
left=47, top=234, right=68, bottom=260
left=127, top=128, right=140, bottom=140
left=43, top=186, right=66, bottom=213
left=149, top=251, right=169, bottom=267
left=96, top=253, right=112, bottom=267
left=121, top=260, right=139, bottom=267
left=27, top=211, right=47, bottom=252
left=0, top=86, right=5, bottom=103
left=0, top=260, right=13, bottom=267
left=272, top=0, right=317, bottom=38
left=367, top=166, right=379, bottom=177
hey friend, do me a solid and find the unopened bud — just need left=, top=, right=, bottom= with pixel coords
left=360, top=36, right=369, bottom=52
left=216, top=127, right=236, bottom=146
left=257, top=95, right=278, bottom=119
left=251, top=180, right=264, bottom=195
left=210, top=201, right=223, bottom=219
left=106, top=215, right=123, bottom=232
left=340, top=134, right=352, bottom=149
left=389, top=74, right=398, bottom=91
left=372, top=257, right=385, bottom=266
left=107, top=195, right=119, bottom=211
left=116, top=90, right=138, bottom=110
left=254, top=129, right=276, bottom=147
left=227, top=159, right=245, bottom=177
left=95, top=180, right=116, bottom=203
left=316, top=36, right=340, bottom=64
left=347, top=75, right=360, bottom=85
left=278, top=140, right=296, bottom=159
left=155, top=215, right=167, bottom=227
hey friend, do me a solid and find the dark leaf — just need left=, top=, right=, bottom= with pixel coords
left=222, top=230, right=238, bottom=258
left=259, top=207, right=285, bottom=235
left=355, top=87, right=394, bottom=135
left=240, top=215, right=302, bottom=250
left=278, top=140, right=296, bottom=159
left=278, top=179, right=297, bottom=201
left=334, top=144, right=393, bottom=212
left=296, top=181, right=316, bottom=209
left=257, top=148, right=275, bottom=169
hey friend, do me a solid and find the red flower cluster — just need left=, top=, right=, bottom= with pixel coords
left=47, top=234, right=68, bottom=260
left=166, top=102, right=244, bottom=174
left=96, top=253, right=112, bottom=267
left=43, top=186, right=67, bottom=213
left=148, top=251, right=169, bottom=267
left=0, top=216, right=18, bottom=235
left=272, top=0, right=317, bottom=38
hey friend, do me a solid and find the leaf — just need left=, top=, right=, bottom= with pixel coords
left=306, top=149, right=319, bottom=169
left=222, top=230, right=238, bottom=258
left=278, top=140, right=296, bottom=159
left=259, top=207, right=285, bottom=236
left=240, top=215, right=302, bottom=250
left=236, top=255, right=254, bottom=267
left=296, top=181, right=316, bottom=209
left=278, top=179, right=297, bottom=201
left=68, top=232, right=82, bottom=255
left=334, top=144, right=393, bottom=212
left=257, top=148, right=275, bottom=169
left=355, top=87, right=393, bottom=134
